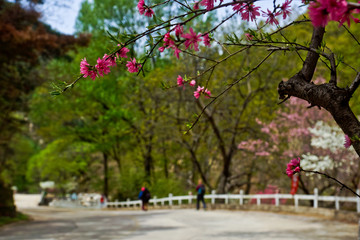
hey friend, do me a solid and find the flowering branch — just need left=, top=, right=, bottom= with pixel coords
left=302, top=169, right=360, bottom=198
left=286, top=157, right=360, bottom=198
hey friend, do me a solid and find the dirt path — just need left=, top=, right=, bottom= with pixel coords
left=0, top=207, right=357, bottom=240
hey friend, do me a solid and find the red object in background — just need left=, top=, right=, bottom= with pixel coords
left=250, top=185, right=287, bottom=205
left=290, top=175, right=299, bottom=195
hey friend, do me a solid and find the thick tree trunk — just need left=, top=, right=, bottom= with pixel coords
left=144, top=143, right=153, bottom=178
left=278, top=26, right=360, bottom=158
left=103, top=152, right=108, bottom=199
left=0, top=179, right=16, bottom=217
left=216, top=157, right=231, bottom=194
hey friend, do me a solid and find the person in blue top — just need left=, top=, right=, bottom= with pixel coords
left=196, top=179, right=206, bottom=210
left=138, top=186, right=151, bottom=211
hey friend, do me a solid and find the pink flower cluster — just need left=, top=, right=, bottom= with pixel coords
left=232, top=1, right=292, bottom=25
left=126, top=58, right=142, bottom=73
left=158, top=31, right=182, bottom=59
left=158, top=27, right=211, bottom=59
left=177, top=75, right=196, bottom=88
left=197, top=0, right=224, bottom=11
left=80, top=55, right=117, bottom=81
left=137, top=0, right=154, bottom=17
left=194, top=86, right=211, bottom=99
left=80, top=45, right=142, bottom=80
left=286, top=157, right=301, bottom=177
left=233, top=3, right=261, bottom=22
left=309, top=0, right=359, bottom=27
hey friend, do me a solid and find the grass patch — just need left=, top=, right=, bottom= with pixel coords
left=0, top=212, right=30, bottom=227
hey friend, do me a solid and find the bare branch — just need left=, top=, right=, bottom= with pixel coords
left=301, top=27, right=325, bottom=82
left=302, top=169, right=360, bottom=198
left=348, top=72, right=360, bottom=96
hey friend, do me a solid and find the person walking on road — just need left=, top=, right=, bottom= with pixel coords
left=138, top=186, right=151, bottom=211
left=196, top=179, right=206, bottom=210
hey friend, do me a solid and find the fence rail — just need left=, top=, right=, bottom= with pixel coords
left=106, top=188, right=360, bottom=212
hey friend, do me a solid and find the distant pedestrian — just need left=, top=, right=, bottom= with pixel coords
left=71, top=192, right=77, bottom=201
left=196, top=179, right=206, bottom=210
left=100, top=194, right=107, bottom=208
left=138, top=186, right=151, bottom=211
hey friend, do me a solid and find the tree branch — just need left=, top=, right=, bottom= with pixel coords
left=348, top=72, right=360, bottom=96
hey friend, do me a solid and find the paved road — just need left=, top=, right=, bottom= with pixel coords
left=0, top=207, right=357, bottom=240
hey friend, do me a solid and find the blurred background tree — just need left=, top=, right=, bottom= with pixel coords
left=2, top=0, right=360, bottom=218
left=0, top=0, right=89, bottom=216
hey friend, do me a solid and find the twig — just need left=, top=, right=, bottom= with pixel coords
left=302, top=169, right=360, bottom=198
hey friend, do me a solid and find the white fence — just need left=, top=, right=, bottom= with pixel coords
left=107, top=188, right=360, bottom=213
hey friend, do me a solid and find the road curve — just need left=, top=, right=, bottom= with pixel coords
left=0, top=207, right=357, bottom=240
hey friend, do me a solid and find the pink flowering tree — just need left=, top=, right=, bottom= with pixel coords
left=240, top=92, right=360, bottom=195
left=61, top=0, right=360, bottom=195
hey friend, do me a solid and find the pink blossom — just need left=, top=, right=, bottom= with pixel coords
left=280, top=0, right=292, bottom=19
left=194, top=85, right=211, bottom=99
left=204, top=89, right=211, bottom=98
left=126, top=58, right=141, bottom=73
left=164, top=32, right=175, bottom=47
left=95, top=56, right=111, bottom=77
left=344, top=135, right=352, bottom=148
left=177, top=75, right=184, bottom=87
left=255, top=151, right=270, bottom=156
left=137, top=0, right=154, bottom=17
left=144, top=8, right=154, bottom=17
left=194, top=1, right=200, bottom=10
left=158, top=46, right=165, bottom=52
left=181, top=28, right=202, bottom=51
left=262, top=9, right=281, bottom=25
left=236, top=3, right=261, bottom=22
left=189, top=80, right=196, bottom=86
left=339, top=8, right=360, bottom=27
left=245, top=33, right=253, bottom=41
left=286, top=157, right=301, bottom=177
left=116, top=46, right=130, bottom=58
left=80, top=58, right=90, bottom=75
left=194, top=86, right=203, bottom=99
left=103, top=54, right=116, bottom=67
left=200, top=0, right=215, bottom=11
left=173, top=47, right=181, bottom=59
left=309, top=0, right=348, bottom=27
left=137, top=0, right=145, bottom=15
left=80, top=58, right=98, bottom=80
left=203, top=33, right=211, bottom=47
left=175, top=25, right=184, bottom=37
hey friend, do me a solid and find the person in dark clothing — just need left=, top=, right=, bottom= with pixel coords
left=196, top=179, right=206, bottom=210
left=138, top=186, right=151, bottom=211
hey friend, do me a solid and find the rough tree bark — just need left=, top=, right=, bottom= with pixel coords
left=278, top=27, right=360, bottom=158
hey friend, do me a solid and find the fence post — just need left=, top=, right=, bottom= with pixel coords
left=211, top=190, right=216, bottom=205
left=257, top=195, right=261, bottom=206
left=357, top=189, right=360, bottom=213
left=335, top=196, right=339, bottom=211
left=169, top=193, right=173, bottom=206
left=115, top=199, right=119, bottom=208
left=239, top=190, right=244, bottom=205
left=358, top=218, right=360, bottom=240
left=153, top=196, right=157, bottom=206
left=294, top=195, right=298, bottom=208
left=126, top=198, right=130, bottom=207
left=313, top=188, right=318, bottom=208
left=188, top=191, right=192, bottom=204
left=275, top=193, right=279, bottom=206
left=225, top=193, right=229, bottom=205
